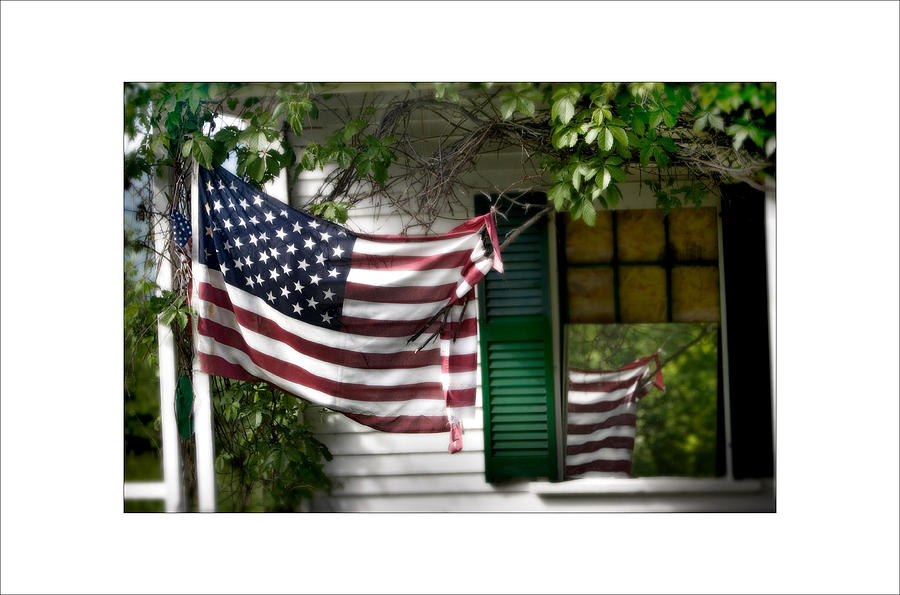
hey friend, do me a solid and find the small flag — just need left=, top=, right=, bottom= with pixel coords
left=566, top=354, right=664, bottom=478
left=171, top=209, right=192, bottom=251
left=191, top=167, right=503, bottom=446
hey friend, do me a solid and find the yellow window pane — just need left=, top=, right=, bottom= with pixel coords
left=617, top=210, right=665, bottom=261
left=672, top=266, right=720, bottom=322
left=669, top=207, right=718, bottom=261
left=619, top=266, right=667, bottom=322
left=567, top=268, right=615, bottom=323
left=566, top=211, right=613, bottom=263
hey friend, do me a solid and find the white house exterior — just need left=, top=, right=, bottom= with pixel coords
left=277, top=85, right=776, bottom=512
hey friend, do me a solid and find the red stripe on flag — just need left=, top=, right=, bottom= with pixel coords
left=199, top=352, right=260, bottom=383
left=340, top=315, right=477, bottom=339
left=566, top=436, right=636, bottom=456
left=445, top=388, right=476, bottom=409
left=341, top=412, right=451, bottom=433
left=343, top=281, right=457, bottom=304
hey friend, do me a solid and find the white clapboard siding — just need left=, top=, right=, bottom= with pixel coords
left=325, top=451, right=485, bottom=477
left=319, top=429, right=485, bottom=456
left=328, top=472, right=525, bottom=497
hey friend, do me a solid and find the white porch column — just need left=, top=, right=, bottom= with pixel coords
left=151, top=169, right=183, bottom=512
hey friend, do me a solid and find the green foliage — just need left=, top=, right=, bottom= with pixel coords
left=123, top=229, right=333, bottom=510
left=212, top=379, right=333, bottom=512
left=124, top=81, right=775, bottom=234
left=124, top=244, right=163, bottom=480
left=541, top=82, right=775, bottom=225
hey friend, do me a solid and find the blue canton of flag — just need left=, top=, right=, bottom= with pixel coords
left=171, top=209, right=192, bottom=251
left=198, top=168, right=353, bottom=331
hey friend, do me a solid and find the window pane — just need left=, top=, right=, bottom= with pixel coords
left=566, top=323, right=719, bottom=478
left=565, top=211, right=613, bottom=263
left=619, top=265, right=667, bottom=322
left=669, top=207, right=718, bottom=261
left=617, top=209, right=665, bottom=261
left=672, top=266, right=720, bottom=322
left=567, top=268, right=615, bottom=323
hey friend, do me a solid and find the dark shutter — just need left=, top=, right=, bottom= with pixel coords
left=721, top=185, right=775, bottom=478
left=476, top=194, right=558, bottom=482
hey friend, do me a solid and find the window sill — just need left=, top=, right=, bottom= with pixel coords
left=528, top=476, right=765, bottom=497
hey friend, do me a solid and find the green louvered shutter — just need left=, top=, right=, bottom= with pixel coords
left=476, top=194, right=558, bottom=482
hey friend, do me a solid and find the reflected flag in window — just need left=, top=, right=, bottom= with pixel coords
left=566, top=354, right=664, bottom=478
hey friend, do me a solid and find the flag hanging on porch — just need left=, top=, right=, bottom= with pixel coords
left=565, top=354, right=664, bottom=478
left=191, top=166, right=503, bottom=444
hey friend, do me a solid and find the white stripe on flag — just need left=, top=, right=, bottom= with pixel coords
left=568, top=366, right=647, bottom=384
left=346, top=266, right=463, bottom=288
left=565, top=424, right=636, bottom=447
left=353, top=233, right=482, bottom=258
left=566, top=402, right=637, bottom=426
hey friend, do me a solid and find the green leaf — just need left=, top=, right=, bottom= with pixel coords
left=501, top=99, right=516, bottom=120
left=600, top=127, right=614, bottom=151
left=226, top=97, right=239, bottom=111
left=249, top=155, right=266, bottom=181
left=342, top=119, right=366, bottom=142
left=653, top=145, right=669, bottom=168
left=606, top=164, right=625, bottom=182
left=548, top=183, right=571, bottom=210
left=181, top=138, right=193, bottom=158
left=609, top=126, right=628, bottom=149
left=709, top=114, right=725, bottom=131
left=571, top=167, right=582, bottom=191
left=633, top=118, right=646, bottom=136
left=518, top=97, right=536, bottom=118
left=692, top=113, right=709, bottom=133
left=584, top=126, right=600, bottom=145
left=192, top=137, right=213, bottom=168
left=659, top=137, right=677, bottom=152
left=748, top=126, right=764, bottom=148
left=650, top=111, right=664, bottom=128
left=553, top=97, right=576, bottom=125
left=253, top=411, right=262, bottom=427
left=663, top=110, right=676, bottom=128
left=598, top=167, right=612, bottom=192
left=188, top=90, right=200, bottom=112
left=732, top=128, right=749, bottom=151
left=605, top=183, right=622, bottom=208
left=581, top=201, right=596, bottom=226
left=639, top=146, right=651, bottom=167
left=765, top=135, right=776, bottom=157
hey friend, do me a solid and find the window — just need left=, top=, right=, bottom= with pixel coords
left=476, top=187, right=773, bottom=483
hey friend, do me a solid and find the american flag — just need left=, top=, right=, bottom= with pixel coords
left=566, top=354, right=664, bottom=478
left=192, top=166, right=503, bottom=439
